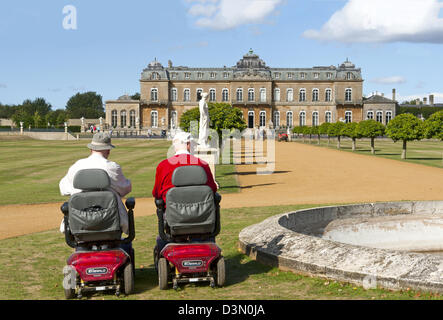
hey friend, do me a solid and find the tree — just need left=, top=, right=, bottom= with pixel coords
left=424, top=111, right=443, bottom=140
left=341, top=122, right=361, bottom=151
left=11, top=98, right=53, bottom=128
left=302, top=126, right=313, bottom=143
left=130, top=93, right=141, bottom=100
left=386, top=113, right=424, bottom=159
left=179, top=103, right=247, bottom=147
left=65, top=92, right=105, bottom=118
left=310, top=126, right=320, bottom=144
left=357, top=120, right=385, bottom=155
left=327, top=122, right=346, bottom=149
left=319, top=122, right=332, bottom=146
left=33, top=111, right=42, bottom=128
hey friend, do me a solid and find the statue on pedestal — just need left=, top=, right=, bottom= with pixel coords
left=198, top=92, right=210, bottom=148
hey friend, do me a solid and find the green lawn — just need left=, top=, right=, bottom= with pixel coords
left=0, top=203, right=440, bottom=300
left=0, top=137, right=238, bottom=206
left=294, top=137, right=443, bottom=169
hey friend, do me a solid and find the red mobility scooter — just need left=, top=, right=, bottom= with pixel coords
left=154, top=165, right=225, bottom=290
left=61, top=169, right=135, bottom=299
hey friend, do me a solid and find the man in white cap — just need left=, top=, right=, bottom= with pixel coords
left=59, top=132, right=132, bottom=236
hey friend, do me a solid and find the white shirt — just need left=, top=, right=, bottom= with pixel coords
left=59, top=152, right=132, bottom=234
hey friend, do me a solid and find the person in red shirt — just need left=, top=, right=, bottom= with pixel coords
left=152, top=131, right=217, bottom=201
left=152, top=131, right=218, bottom=253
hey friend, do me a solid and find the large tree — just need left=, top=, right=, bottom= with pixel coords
left=319, top=122, right=332, bottom=146
left=341, top=122, right=361, bottom=151
left=65, top=92, right=105, bottom=119
left=386, top=113, right=424, bottom=159
left=179, top=103, right=246, bottom=147
left=11, top=98, right=52, bottom=128
left=424, top=111, right=443, bottom=140
left=327, top=121, right=346, bottom=149
left=357, top=120, right=385, bottom=155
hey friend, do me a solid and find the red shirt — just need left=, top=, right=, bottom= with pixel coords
left=152, top=153, right=218, bottom=202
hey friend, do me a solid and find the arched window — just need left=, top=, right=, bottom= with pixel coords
left=345, top=111, right=352, bottom=123
left=367, top=111, right=374, bottom=120
left=299, top=89, right=306, bottom=102
left=376, top=111, right=383, bottom=123
left=184, top=89, right=190, bottom=102
left=325, top=111, right=332, bottom=123
left=209, top=88, right=216, bottom=102
left=347, top=72, right=352, bottom=80
left=286, top=111, right=293, bottom=127
left=248, top=88, right=255, bottom=102
left=259, top=111, right=266, bottom=127
left=120, top=110, right=127, bottom=127
left=312, top=89, right=319, bottom=102
left=312, top=111, right=319, bottom=126
left=325, top=89, right=332, bottom=102
left=151, top=110, right=158, bottom=128
left=111, top=110, right=117, bottom=127
left=248, top=110, right=254, bottom=128
left=299, top=111, right=306, bottom=126
left=171, top=88, right=177, bottom=102
left=196, top=88, right=203, bottom=101
left=386, top=111, right=392, bottom=124
left=222, top=88, right=229, bottom=102
left=274, top=88, right=280, bottom=102
left=151, top=88, right=158, bottom=102
left=274, top=111, right=280, bottom=127
left=170, top=111, right=177, bottom=129
left=287, top=89, right=293, bottom=102
left=236, top=88, right=243, bottom=102
left=260, top=88, right=266, bottom=102
left=129, top=110, right=136, bottom=127
left=345, top=88, right=352, bottom=102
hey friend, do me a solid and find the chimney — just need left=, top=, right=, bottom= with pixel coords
left=392, top=88, right=396, bottom=101
left=429, top=94, right=434, bottom=106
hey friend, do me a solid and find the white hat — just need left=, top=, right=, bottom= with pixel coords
left=173, top=131, right=192, bottom=144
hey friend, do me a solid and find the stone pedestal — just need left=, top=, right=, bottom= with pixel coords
left=195, top=147, right=219, bottom=188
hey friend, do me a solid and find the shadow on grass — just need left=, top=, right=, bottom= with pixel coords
left=224, top=253, right=274, bottom=287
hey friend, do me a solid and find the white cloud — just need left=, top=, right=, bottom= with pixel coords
left=187, top=0, right=283, bottom=30
left=303, top=0, right=443, bottom=43
left=371, top=76, right=406, bottom=85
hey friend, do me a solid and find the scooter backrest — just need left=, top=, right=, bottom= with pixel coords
left=171, top=165, right=207, bottom=187
left=73, top=168, right=110, bottom=191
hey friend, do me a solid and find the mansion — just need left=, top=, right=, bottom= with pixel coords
left=105, top=50, right=396, bottom=133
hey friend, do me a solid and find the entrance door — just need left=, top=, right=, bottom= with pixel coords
left=248, top=111, right=254, bottom=128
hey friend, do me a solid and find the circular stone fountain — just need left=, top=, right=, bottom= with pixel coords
left=239, top=201, right=443, bottom=293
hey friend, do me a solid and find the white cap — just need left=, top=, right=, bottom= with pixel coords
left=173, top=131, right=192, bottom=144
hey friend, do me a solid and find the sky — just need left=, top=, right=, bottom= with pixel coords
left=1, top=0, right=443, bottom=109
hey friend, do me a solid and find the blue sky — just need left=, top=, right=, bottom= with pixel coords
left=1, top=0, right=443, bottom=109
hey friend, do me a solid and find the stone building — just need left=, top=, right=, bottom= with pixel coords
left=105, top=50, right=396, bottom=133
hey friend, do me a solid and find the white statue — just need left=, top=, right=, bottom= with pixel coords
left=198, top=92, right=210, bottom=148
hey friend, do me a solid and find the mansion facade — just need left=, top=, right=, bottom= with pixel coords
left=105, top=50, right=396, bottom=133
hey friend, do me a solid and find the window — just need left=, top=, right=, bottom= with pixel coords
left=209, top=88, right=216, bottom=102
left=130, top=110, right=136, bottom=127
left=260, top=88, right=266, bottom=102
left=151, top=111, right=158, bottom=128
left=312, top=111, right=319, bottom=126
left=151, top=72, right=158, bottom=80
left=151, top=88, right=158, bottom=101
left=287, top=73, right=293, bottom=79
left=347, top=72, right=352, bottom=80
left=120, top=110, right=127, bottom=127
left=184, top=89, right=190, bottom=101
left=300, top=72, right=305, bottom=79
left=367, top=111, right=374, bottom=120
left=274, top=111, right=280, bottom=127
left=345, top=88, right=352, bottom=102
left=223, top=72, right=229, bottom=78
left=345, top=111, right=352, bottom=123
left=111, top=110, right=117, bottom=127
left=248, top=111, right=254, bottom=128
left=171, top=73, right=177, bottom=79
left=325, top=111, right=332, bottom=123
left=275, top=73, right=280, bottom=79
left=259, top=111, right=266, bottom=127
left=274, top=88, right=280, bottom=102
left=325, top=89, right=332, bottom=102
left=222, top=88, right=229, bottom=102
left=299, top=111, right=306, bottom=126
left=314, top=73, right=319, bottom=79
left=185, top=73, right=190, bottom=79
left=299, top=89, right=306, bottom=102
left=170, top=111, right=177, bottom=129
left=236, top=88, right=243, bottom=102
left=248, top=88, right=255, bottom=102
left=171, top=88, right=177, bottom=102
left=312, top=89, right=319, bottom=102
left=286, top=111, right=293, bottom=127
left=376, top=111, right=383, bottom=123
left=197, top=72, right=203, bottom=79
left=196, top=88, right=203, bottom=101
left=287, top=89, right=294, bottom=102
left=327, top=73, right=332, bottom=79
left=386, top=111, right=393, bottom=124
left=210, top=72, right=216, bottom=78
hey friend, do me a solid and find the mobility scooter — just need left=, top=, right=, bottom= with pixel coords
left=61, top=168, right=136, bottom=299
left=154, top=165, right=225, bottom=290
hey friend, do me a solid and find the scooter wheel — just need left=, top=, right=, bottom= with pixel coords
left=64, top=288, right=76, bottom=299
left=216, top=257, right=226, bottom=287
left=158, top=258, right=169, bottom=290
left=123, top=263, right=134, bottom=295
